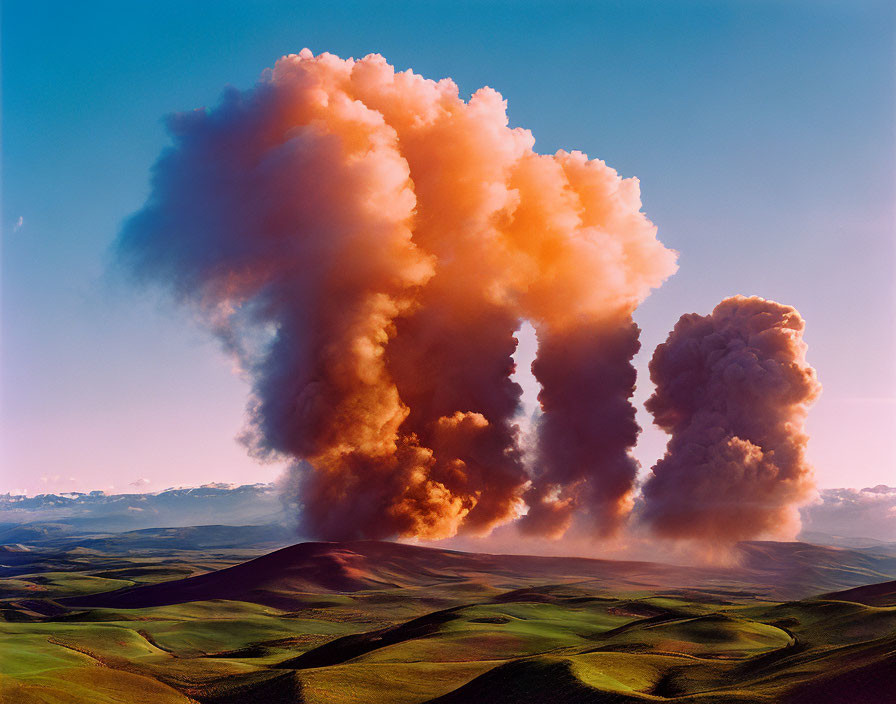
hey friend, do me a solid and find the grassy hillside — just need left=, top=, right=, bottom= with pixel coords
left=2, top=538, right=895, bottom=703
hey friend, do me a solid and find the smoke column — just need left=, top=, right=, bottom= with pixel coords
left=118, top=50, right=677, bottom=540
left=521, top=319, right=642, bottom=537
left=641, top=296, right=821, bottom=543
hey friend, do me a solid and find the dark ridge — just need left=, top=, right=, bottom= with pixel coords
left=490, top=584, right=614, bottom=606
left=768, top=617, right=800, bottom=629
left=180, top=670, right=303, bottom=704
left=590, top=612, right=685, bottom=641
left=10, top=599, right=68, bottom=617
left=205, top=635, right=327, bottom=659
left=492, top=587, right=565, bottom=604
left=280, top=599, right=345, bottom=612
left=275, top=606, right=464, bottom=669
left=820, top=579, right=896, bottom=607
left=585, top=643, right=657, bottom=655
left=469, top=616, right=512, bottom=624
left=566, top=596, right=616, bottom=604
left=136, top=629, right=176, bottom=655
left=728, top=626, right=804, bottom=679
left=0, top=606, right=41, bottom=622
left=739, top=633, right=896, bottom=700
left=650, top=665, right=690, bottom=698
left=606, top=601, right=675, bottom=619
left=783, top=652, right=896, bottom=704
left=426, top=657, right=650, bottom=704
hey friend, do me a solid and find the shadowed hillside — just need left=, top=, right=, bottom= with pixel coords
left=61, top=541, right=733, bottom=610
left=822, top=579, right=896, bottom=607
left=5, top=534, right=896, bottom=703
left=59, top=540, right=896, bottom=613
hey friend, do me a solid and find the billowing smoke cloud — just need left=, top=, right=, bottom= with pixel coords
left=641, top=296, right=821, bottom=543
left=119, top=50, right=677, bottom=541
left=520, top=320, right=642, bottom=537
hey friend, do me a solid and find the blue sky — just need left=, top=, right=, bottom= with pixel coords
left=2, top=0, right=894, bottom=495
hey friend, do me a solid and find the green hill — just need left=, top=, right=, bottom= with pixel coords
left=3, top=538, right=896, bottom=703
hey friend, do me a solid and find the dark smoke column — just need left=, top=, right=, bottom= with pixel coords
left=641, top=296, right=821, bottom=543
left=520, top=318, right=642, bottom=537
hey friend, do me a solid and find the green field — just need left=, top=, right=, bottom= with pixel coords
left=2, top=538, right=895, bottom=703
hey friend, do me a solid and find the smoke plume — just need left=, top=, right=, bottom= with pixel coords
left=641, top=296, right=821, bottom=543
left=118, top=50, right=677, bottom=540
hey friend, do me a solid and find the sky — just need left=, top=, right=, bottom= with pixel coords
left=2, top=0, right=894, bottom=498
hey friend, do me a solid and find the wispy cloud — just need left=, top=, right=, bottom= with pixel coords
left=801, top=486, right=896, bottom=541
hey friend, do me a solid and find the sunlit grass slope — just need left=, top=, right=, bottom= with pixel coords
left=2, top=538, right=895, bottom=703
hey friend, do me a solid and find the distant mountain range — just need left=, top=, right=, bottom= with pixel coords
left=0, top=483, right=287, bottom=532
left=2, top=482, right=894, bottom=548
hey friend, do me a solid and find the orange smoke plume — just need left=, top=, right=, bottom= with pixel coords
left=118, top=50, right=677, bottom=540
left=640, top=296, right=821, bottom=544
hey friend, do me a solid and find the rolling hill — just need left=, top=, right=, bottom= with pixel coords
left=822, top=579, right=896, bottom=607
left=60, top=539, right=896, bottom=612
left=5, top=535, right=896, bottom=703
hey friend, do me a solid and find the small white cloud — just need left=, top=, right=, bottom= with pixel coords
left=130, top=478, right=151, bottom=487
left=13, top=216, right=23, bottom=232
